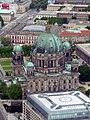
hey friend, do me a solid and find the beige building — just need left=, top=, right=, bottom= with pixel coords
left=6, top=25, right=46, bottom=46
left=47, top=4, right=65, bottom=11
left=47, top=3, right=88, bottom=11
left=59, top=29, right=90, bottom=43
left=57, top=11, right=89, bottom=21
left=17, top=0, right=31, bottom=13
left=6, top=32, right=38, bottom=46
left=0, top=10, right=14, bottom=22
left=36, top=11, right=57, bottom=19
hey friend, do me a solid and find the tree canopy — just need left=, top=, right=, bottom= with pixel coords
left=35, top=17, right=68, bottom=25
left=8, top=84, right=22, bottom=99
left=0, top=81, right=22, bottom=99
left=0, top=81, right=8, bottom=98
left=78, top=86, right=86, bottom=93
left=86, top=26, right=90, bottom=30
left=79, top=6, right=90, bottom=12
left=1, top=37, right=11, bottom=46
left=0, top=45, right=31, bottom=58
left=30, top=0, right=48, bottom=10
left=78, top=64, right=90, bottom=82
left=85, top=89, right=90, bottom=97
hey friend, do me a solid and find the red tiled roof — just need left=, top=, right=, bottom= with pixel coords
left=60, top=30, right=90, bottom=37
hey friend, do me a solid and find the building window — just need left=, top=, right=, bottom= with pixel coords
left=39, top=60, right=41, bottom=67
left=36, top=88, right=38, bottom=91
left=64, top=86, right=66, bottom=90
left=64, top=80, right=66, bottom=84
left=48, top=60, right=53, bottom=67
left=75, top=80, right=77, bottom=83
left=51, top=60, right=53, bottom=67
left=30, top=84, right=32, bottom=88
left=35, top=82, right=38, bottom=86
left=41, top=82, right=43, bottom=86
left=69, top=80, right=71, bottom=83
left=49, top=87, right=51, bottom=91
left=54, top=87, right=56, bottom=92
left=42, top=60, right=44, bottom=68
left=41, top=88, right=44, bottom=91
left=48, top=81, right=50, bottom=85
left=69, top=86, right=71, bottom=89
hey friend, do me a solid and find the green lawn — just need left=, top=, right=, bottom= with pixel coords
left=0, top=60, right=12, bottom=74
left=3, top=66, right=12, bottom=70
left=0, top=60, right=11, bottom=66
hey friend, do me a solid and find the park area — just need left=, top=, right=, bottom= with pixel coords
left=0, top=59, right=12, bottom=75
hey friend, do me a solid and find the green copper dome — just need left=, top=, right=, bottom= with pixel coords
left=72, top=59, right=78, bottom=64
left=13, top=45, right=23, bottom=52
left=65, top=64, right=71, bottom=72
left=63, top=41, right=71, bottom=49
left=13, top=79, right=17, bottom=84
left=34, top=33, right=63, bottom=53
left=26, top=62, right=34, bottom=68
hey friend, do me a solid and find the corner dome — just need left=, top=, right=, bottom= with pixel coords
left=65, top=64, right=71, bottom=72
left=63, top=41, right=71, bottom=49
left=13, top=45, right=23, bottom=52
left=72, top=59, right=78, bottom=64
left=34, top=33, right=63, bottom=53
left=26, top=62, right=34, bottom=68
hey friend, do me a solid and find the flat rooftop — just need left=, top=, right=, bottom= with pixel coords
left=27, top=91, right=90, bottom=119
left=76, top=43, right=90, bottom=57
left=48, top=3, right=88, bottom=7
left=37, top=10, right=58, bottom=15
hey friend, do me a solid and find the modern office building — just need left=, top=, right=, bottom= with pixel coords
left=23, top=91, right=90, bottom=120
left=75, top=43, right=90, bottom=65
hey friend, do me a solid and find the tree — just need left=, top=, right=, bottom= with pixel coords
left=30, top=0, right=48, bottom=10
left=0, top=81, right=8, bottom=99
left=0, top=16, right=4, bottom=27
left=78, top=64, right=90, bottom=82
left=1, top=37, right=11, bottom=46
left=86, top=26, right=90, bottom=30
left=8, top=84, right=22, bottom=99
left=78, top=86, right=86, bottom=93
left=88, top=15, right=90, bottom=21
left=85, top=89, right=90, bottom=97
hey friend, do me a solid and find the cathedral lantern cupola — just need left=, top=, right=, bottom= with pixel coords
left=12, top=45, right=24, bottom=65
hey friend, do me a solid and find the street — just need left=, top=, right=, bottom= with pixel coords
left=0, top=9, right=37, bottom=38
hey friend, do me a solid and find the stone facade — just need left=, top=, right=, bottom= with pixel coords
left=12, top=33, right=79, bottom=96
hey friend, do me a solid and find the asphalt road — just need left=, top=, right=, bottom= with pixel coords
left=0, top=9, right=37, bottom=38
left=0, top=111, right=5, bottom=120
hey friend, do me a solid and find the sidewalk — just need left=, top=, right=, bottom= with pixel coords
left=8, top=113, right=18, bottom=120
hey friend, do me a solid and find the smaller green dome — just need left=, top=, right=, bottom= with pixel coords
left=65, top=64, right=71, bottom=72
left=72, top=59, right=78, bottom=64
left=13, top=80, right=17, bottom=84
left=26, top=62, right=34, bottom=68
left=13, top=45, right=23, bottom=52
left=63, top=41, right=71, bottom=49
